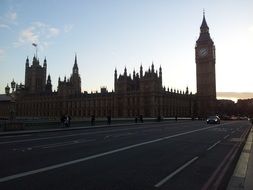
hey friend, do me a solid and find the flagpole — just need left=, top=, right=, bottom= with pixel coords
left=32, top=43, right=38, bottom=59
left=36, top=45, right=37, bottom=59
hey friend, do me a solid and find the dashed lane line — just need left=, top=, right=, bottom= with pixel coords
left=154, top=127, right=243, bottom=188
left=223, top=134, right=230, bottom=139
left=0, top=122, right=194, bottom=145
left=154, top=156, right=199, bottom=188
left=43, top=139, right=96, bottom=149
left=0, top=123, right=227, bottom=183
left=12, top=139, right=95, bottom=151
left=207, top=140, right=221, bottom=151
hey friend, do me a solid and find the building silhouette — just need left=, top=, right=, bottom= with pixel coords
left=195, top=12, right=217, bottom=117
left=25, top=56, right=47, bottom=94
left=1, top=13, right=217, bottom=119
left=58, top=55, right=81, bottom=96
left=8, top=57, right=193, bottom=119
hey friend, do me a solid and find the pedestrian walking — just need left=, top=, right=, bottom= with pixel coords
left=140, top=115, right=143, bottom=123
left=91, top=115, right=95, bottom=126
left=134, top=117, right=138, bottom=123
left=107, top=115, right=111, bottom=125
left=64, top=115, right=69, bottom=127
left=61, top=115, right=66, bottom=128
left=67, top=115, right=71, bottom=127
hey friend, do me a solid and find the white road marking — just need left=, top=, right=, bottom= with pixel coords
left=154, top=156, right=199, bottom=188
left=114, top=132, right=133, bottom=138
left=207, top=140, right=221, bottom=151
left=103, top=135, right=111, bottom=139
left=42, top=139, right=95, bottom=149
left=103, top=133, right=133, bottom=139
left=223, top=134, right=230, bottom=139
left=42, top=140, right=81, bottom=149
left=0, top=134, right=81, bottom=145
left=12, top=139, right=95, bottom=151
left=0, top=124, right=226, bottom=183
left=0, top=134, right=31, bottom=139
left=0, top=122, right=187, bottom=145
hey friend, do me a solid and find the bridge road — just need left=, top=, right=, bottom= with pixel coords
left=0, top=120, right=251, bottom=190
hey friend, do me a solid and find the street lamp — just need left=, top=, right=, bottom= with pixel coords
left=11, top=79, right=15, bottom=93
left=5, top=84, right=10, bottom=95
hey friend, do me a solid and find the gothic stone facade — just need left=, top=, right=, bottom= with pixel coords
left=14, top=59, right=194, bottom=119
left=3, top=14, right=217, bottom=119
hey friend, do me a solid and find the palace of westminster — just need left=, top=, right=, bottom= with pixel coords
left=0, top=13, right=217, bottom=119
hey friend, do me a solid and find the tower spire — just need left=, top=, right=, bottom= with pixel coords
left=196, top=11, right=212, bottom=43
left=159, top=65, right=162, bottom=78
left=73, top=54, right=79, bottom=74
left=43, top=57, right=47, bottom=68
left=26, top=56, right=29, bottom=67
left=114, top=68, right=117, bottom=79
left=200, top=11, right=209, bottom=33
left=74, top=53, right=77, bottom=65
left=140, top=64, right=143, bottom=78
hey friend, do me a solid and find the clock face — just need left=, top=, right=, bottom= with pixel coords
left=198, top=48, right=208, bottom=57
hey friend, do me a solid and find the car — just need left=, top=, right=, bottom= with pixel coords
left=206, top=116, right=220, bottom=124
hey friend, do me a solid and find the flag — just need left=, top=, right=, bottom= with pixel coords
left=32, top=43, right=37, bottom=47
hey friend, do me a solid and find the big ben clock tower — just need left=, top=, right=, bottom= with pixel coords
left=195, top=12, right=217, bottom=117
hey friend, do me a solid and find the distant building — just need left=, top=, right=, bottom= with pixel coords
left=236, top=99, right=253, bottom=116
left=217, top=99, right=236, bottom=117
left=1, top=13, right=220, bottom=120
left=9, top=55, right=193, bottom=119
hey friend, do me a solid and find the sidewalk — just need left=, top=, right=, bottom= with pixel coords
left=227, top=127, right=253, bottom=190
left=0, top=122, right=141, bottom=136
left=0, top=119, right=187, bottom=137
left=0, top=119, right=172, bottom=136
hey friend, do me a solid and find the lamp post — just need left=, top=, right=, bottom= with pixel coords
left=11, top=79, right=15, bottom=93
left=9, top=99, right=15, bottom=121
left=5, top=84, right=10, bottom=95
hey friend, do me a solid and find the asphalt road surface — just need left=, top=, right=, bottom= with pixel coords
left=0, top=120, right=251, bottom=190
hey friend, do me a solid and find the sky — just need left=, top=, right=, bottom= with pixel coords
left=0, top=0, right=253, bottom=101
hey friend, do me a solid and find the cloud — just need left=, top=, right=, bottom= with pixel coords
left=32, top=22, right=60, bottom=37
left=20, top=27, right=39, bottom=43
left=0, top=10, right=17, bottom=30
left=47, top=27, right=60, bottom=38
left=0, top=48, right=5, bottom=57
left=64, top=24, right=74, bottom=33
left=217, top=92, right=253, bottom=102
left=0, top=24, right=10, bottom=29
left=14, top=22, right=60, bottom=49
left=33, top=21, right=47, bottom=28
left=6, top=11, right=17, bottom=21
